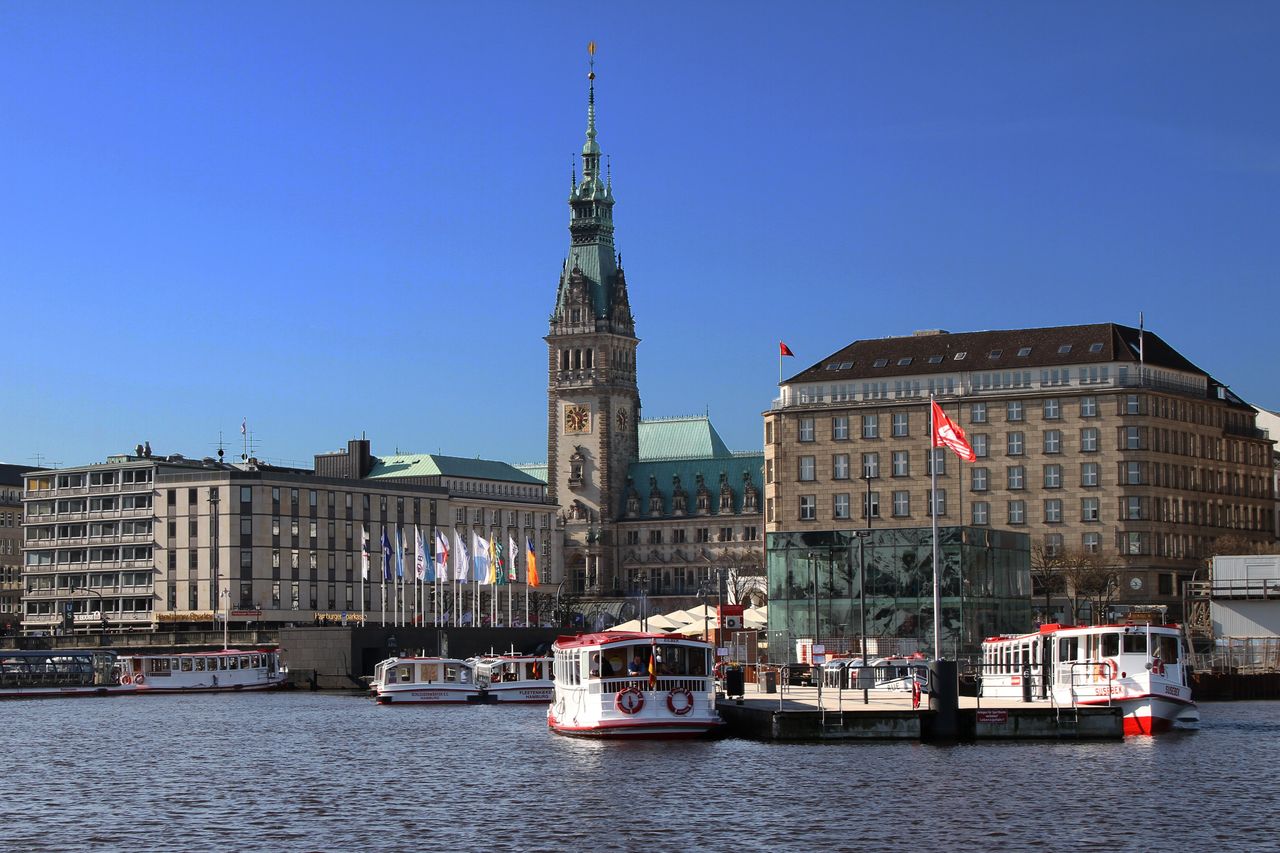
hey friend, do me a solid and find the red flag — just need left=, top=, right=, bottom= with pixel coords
left=779, top=341, right=794, bottom=357
left=931, top=400, right=976, bottom=462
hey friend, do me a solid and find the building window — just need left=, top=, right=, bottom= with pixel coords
left=1043, top=399, right=1061, bottom=420
left=1007, top=401, right=1024, bottom=422
left=1158, top=573, right=1174, bottom=596
left=673, top=529, right=687, bottom=544
left=861, top=491, right=880, bottom=519
left=1081, top=428, right=1098, bottom=452
left=1043, top=430, right=1062, bottom=454
left=1081, top=462, right=1099, bottom=487
left=648, top=530, right=663, bottom=545
left=970, top=402, right=987, bottom=423
left=926, top=448, right=946, bottom=476
left=1045, top=499, right=1063, bottom=523
left=1126, top=394, right=1141, bottom=415
left=833, top=493, right=850, bottom=519
left=1044, top=533, right=1064, bottom=557
left=1080, top=396, right=1098, bottom=418
left=799, top=496, right=816, bottom=521
left=1044, top=464, right=1062, bottom=489
left=1008, top=466, right=1025, bottom=490
left=891, top=450, right=909, bottom=477
left=1125, top=426, right=1142, bottom=450
left=1127, top=496, right=1143, bottom=520
left=1083, top=532, right=1101, bottom=553
left=832, top=416, right=849, bottom=441
left=1007, top=432, right=1025, bottom=456
left=862, top=453, right=880, bottom=479
left=240, top=486, right=252, bottom=505
left=927, top=490, right=946, bottom=517
left=1082, top=497, right=1100, bottom=522
left=892, top=491, right=910, bottom=517
left=798, top=418, right=815, bottom=442
left=971, top=502, right=989, bottom=525
left=1126, top=462, right=1142, bottom=485
left=971, top=467, right=989, bottom=492
left=892, top=413, right=909, bottom=437
left=833, top=454, right=850, bottom=480
left=972, top=434, right=988, bottom=458
left=862, top=415, right=880, bottom=439
left=798, top=456, right=816, bottom=481
left=1008, top=500, right=1026, bottom=525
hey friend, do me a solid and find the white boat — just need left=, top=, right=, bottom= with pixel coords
left=370, top=656, right=478, bottom=704
left=119, top=649, right=287, bottom=693
left=0, top=650, right=134, bottom=699
left=547, top=632, right=724, bottom=739
left=981, top=623, right=1200, bottom=735
left=820, top=654, right=930, bottom=692
left=474, top=654, right=554, bottom=703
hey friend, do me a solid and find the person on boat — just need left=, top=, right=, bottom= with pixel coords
left=628, top=655, right=643, bottom=676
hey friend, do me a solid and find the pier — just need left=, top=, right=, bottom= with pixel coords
left=716, top=683, right=1123, bottom=742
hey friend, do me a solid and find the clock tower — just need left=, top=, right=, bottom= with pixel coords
left=546, top=47, right=640, bottom=596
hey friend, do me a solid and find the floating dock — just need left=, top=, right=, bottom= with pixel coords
left=716, top=683, right=1122, bottom=742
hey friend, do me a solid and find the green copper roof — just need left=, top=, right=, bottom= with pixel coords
left=624, top=453, right=764, bottom=516
left=511, top=462, right=548, bottom=484
left=638, top=416, right=733, bottom=461
left=367, top=453, right=544, bottom=485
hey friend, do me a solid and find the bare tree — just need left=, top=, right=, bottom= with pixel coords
left=1058, top=547, right=1121, bottom=624
left=712, top=546, right=766, bottom=606
left=1204, top=533, right=1280, bottom=566
left=1029, top=542, right=1063, bottom=621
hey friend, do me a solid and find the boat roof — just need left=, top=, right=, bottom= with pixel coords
left=553, top=631, right=713, bottom=650
left=983, top=622, right=1184, bottom=644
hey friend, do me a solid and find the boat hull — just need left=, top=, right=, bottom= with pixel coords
left=0, top=685, right=135, bottom=700
left=547, top=711, right=724, bottom=740
left=374, top=687, right=480, bottom=704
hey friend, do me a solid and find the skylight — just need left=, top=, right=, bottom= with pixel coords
left=927, top=355, right=943, bottom=364
left=898, top=357, right=913, bottom=366
left=954, top=352, right=967, bottom=360
left=1017, top=347, right=1032, bottom=357
left=1089, top=343, right=1103, bottom=353
left=873, top=358, right=889, bottom=368
left=1058, top=345, right=1072, bottom=354
left=988, top=349, right=1003, bottom=359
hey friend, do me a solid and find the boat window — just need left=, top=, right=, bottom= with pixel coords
left=195, top=658, right=206, bottom=672
left=1122, top=634, right=1147, bottom=654
left=1156, top=636, right=1179, bottom=663
left=252, top=655, right=261, bottom=667
left=396, top=665, right=412, bottom=683
left=180, top=658, right=193, bottom=672
left=240, top=656, right=250, bottom=668
left=228, top=656, right=238, bottom=670
left=1100, top=634, right=1120, bottom=657
left=1057, top=637, right=1079, bottom=661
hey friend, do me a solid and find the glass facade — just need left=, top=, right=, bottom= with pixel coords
left=766, top=526, right=1030, bottom=660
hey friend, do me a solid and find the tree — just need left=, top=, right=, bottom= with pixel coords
left=1058, top=548, right=1121, bottom=624
left=1029, top=543, right=1063, bottom=621
left=711, top=546, right=766, bottom=606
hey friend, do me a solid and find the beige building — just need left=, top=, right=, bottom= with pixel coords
left=764, top=323, right=1274, bottom=621
left=20, top=439, right=561, bottom=635
left=1, top=464, right=38, bottom=634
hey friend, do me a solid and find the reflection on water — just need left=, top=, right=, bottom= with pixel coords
left=0, top=696, right=1276, bottom=852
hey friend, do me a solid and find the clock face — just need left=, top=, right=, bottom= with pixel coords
left=616, top=408, right=628, bottom=432
left=1130, top=577, right=1143, bottom=591
left=565, top=404, right=590, bottom=433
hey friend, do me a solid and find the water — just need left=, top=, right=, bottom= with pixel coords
left=2, top=695, right=1278, bottom=853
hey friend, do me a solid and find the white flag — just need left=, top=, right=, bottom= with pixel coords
left=360, top=526, right=370, bottom=581
left=414, top=525, right=427, bottom=581
left=453, top=529, right=470, bottom=582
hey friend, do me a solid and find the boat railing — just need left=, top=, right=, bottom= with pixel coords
left=590, top=676, right=710, bottom=695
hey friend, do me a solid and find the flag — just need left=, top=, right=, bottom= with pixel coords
left=454, top=530, right=470, bottom=582
left=493, top=539, right=506, bottom=586
left=414, top=526, right=428, bottom=581
left=360, top=526, right=370, bottom=581
left=648, top=642, right=657, bottom=689
left=508, top=534, right=519, bottom=583
left=240, top=418, right=247, bottom=436
left=434, top=529, right=450, bottom=581
left=526, top=536, right=540, bottom=588
left=472, top=531, right=490, bottom=583
left=779, top=341, right=794, bottom=357
left=931, top=399, right=976, bottom=462
left=380, top=528, right=393, bottom=581
left=395, top=526, right=405, bottom=580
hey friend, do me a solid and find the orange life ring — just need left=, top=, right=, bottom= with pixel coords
left=615, top=686, right=645, bottom=715
left=666, top=687, right=694, bottom=716
left=1101, top=659, right=1117, bottom=680
left=119, top=674, right=132, bottom=685
left=1151, top=658, right=1165, bottom=676
left=134, top=673, right=145, bottom=685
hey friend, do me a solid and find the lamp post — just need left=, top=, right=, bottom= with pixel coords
left=806, top=551, right=819, bottom=653
left=637, top=573, right=649, bottom=632
left=861, top=472, right=874, bottom=664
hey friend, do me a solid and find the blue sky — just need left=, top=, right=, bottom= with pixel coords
left=2, top=3, right=1277, bottom=469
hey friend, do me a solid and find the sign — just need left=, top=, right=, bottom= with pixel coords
left=813, top=654, right=826, bottom=664
left=813, top=644, right=825, bottom=655
left=976, top=710, right=1008, bottom=724
left=230, top=609, right=262, bottom=617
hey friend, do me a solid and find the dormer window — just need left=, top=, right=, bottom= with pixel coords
left=570, top=309, right=581, bottom=324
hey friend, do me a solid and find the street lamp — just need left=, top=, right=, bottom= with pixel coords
left=861, top=472, right=874, bottom=665
left=636, top=573, right=649, bottom=632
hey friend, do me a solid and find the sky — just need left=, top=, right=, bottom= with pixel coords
left=2, top=2, right=1277, bottom=470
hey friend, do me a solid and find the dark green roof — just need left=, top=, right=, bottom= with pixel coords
left=367, top=454, right=544, bottom=485
left=638, top=416, right=733, bottom=461
left=623, top=452, right=763, bottom=517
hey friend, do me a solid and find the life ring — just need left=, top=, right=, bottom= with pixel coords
left=615, top=686, right=645, bottom=715
left=1100, top=659, right=1117, bottom=680
left=119, top=674, right=132, bottom=685
left=911, top=680, right=921, bottom=710
left=666, top=687, right=694, bottom=716
left=1151, top=658, right=1165, bottom=676
left=134, top=673, right=144, bottom=685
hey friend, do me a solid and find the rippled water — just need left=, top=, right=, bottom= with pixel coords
left=2, top=695, right=1278, bottom=852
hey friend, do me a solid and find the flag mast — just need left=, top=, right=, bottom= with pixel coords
left=929, top=393, right=941, bottom=661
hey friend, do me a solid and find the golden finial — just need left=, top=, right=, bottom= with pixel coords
left=587, top=41, right=596, bottom=80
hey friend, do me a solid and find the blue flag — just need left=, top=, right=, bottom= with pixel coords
left=381, top=528, right=393, bottom=581
left=395, top=526, right=405, bottom=579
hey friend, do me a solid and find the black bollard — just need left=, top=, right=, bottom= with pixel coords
left=929, top=659, right=959, bottom=741
left=1021, top=665, right=1033, bottom=703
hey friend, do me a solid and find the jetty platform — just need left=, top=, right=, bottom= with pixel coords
left=716, top=683, right=1122, bottom=742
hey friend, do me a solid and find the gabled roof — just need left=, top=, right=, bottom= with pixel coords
left=638, top=416, right=733, bottom=461
left=367, top=454, right=544, bottom=485
left=511, top=462, right=549, bottom=485
left=624, top=452, right=763, bottom=517
left=785, top=323, right=1207, bottom=385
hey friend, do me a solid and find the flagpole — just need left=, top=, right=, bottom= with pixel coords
left=930, top=393, right=941, bottom=661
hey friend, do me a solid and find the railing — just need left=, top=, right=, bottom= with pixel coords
left=589, top=675, right=710, bottom=694
left=1199, top=578, right=1280, bottom=600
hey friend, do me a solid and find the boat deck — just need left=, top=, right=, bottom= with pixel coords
left=717, top=681, right=1124, bottom=742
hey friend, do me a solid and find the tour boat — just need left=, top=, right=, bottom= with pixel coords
left=474, top=654, right=554, bottom=703
left=118, top=649, right=287, bottom=693
left=370, top=656, right=478, bottom=704
left=980, top=623, right=1199, bottom=735
left=547, top=632, right=724, bottom=738
left=0, top=649, right=134, bottom=699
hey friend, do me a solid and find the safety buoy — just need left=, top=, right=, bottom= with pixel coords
left=1151, top=658, right=1165, bottom=676
left=1101, top=659, right=1117, bottom=680
left=911, top=679, right=922, bottom=710
left=119, top=674, right=132, bottom=685
left=134, top=673, right=144, bottom=685
left=615, top=686, right=645, bottom=715
left=667, top=687, right=694, bottom=716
